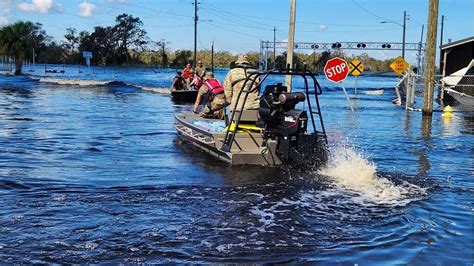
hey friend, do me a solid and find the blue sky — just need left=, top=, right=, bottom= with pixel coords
left=1, top=0, right=473, bottom=63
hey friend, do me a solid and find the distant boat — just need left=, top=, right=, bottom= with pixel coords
left=170, top=88, right=198, bottom=103
left=441, top=59, right=474, bottom=106
left=365, top=89, right=384, bottom=95
left=45, top=69, right=65, bottom=74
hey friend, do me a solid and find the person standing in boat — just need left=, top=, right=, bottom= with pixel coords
left=171, top=71, right=186, bottom=90
left=194, top=60, right=206, bottom=78
left=223, top=55, right=260, bottom=111
left=193, top=72, right=226, bottom=119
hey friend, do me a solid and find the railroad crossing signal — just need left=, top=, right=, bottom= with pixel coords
left=390, top=56, right=409, bottom=75
left=324, top=57, right=349, bottom=83
left=349, top=59, right=364, bottom=76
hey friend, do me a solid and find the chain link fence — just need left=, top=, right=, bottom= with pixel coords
left=394, top=72, right=474, bottom=109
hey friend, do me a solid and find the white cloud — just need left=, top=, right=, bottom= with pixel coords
left=319, top=24, right=327, bottom=30
left=0, top=16, right=8, bottom=27
left=0, top=0, right=13, bottom=26
left=79, top=1, right=96, bottom=17
left=104, top=0, right=128, bottom=2
left=17, top=0, right=63, bottom=13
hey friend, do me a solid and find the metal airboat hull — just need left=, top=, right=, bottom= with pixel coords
left=174, top=113, right=282, bottom=166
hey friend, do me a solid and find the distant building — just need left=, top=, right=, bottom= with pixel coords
left=439, top=37, right=474, bottom=105
left=440, top=36, right=474, bottom=76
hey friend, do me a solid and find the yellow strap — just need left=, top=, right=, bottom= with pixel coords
left=225, top=122, right=262, bottom=132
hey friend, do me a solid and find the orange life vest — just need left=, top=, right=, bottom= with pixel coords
left=204, top=78, right=224, bottom=96
left=182, top=66, right=192, bottom=79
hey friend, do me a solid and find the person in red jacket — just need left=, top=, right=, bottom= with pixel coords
left=182, top=63, right=193, bottom=84
left=193, top=72, right=226, bottom=119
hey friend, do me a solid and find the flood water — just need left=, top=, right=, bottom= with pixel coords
left=0, top=65, right=472, bottom=264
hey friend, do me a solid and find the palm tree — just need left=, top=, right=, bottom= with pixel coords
left=0, top=21, right=37, bottom=75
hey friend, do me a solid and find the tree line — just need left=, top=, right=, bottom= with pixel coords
left=0, top=13, right=396, bottom=75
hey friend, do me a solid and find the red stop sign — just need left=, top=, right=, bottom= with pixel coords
left=324, top=57, right=349, bottom=83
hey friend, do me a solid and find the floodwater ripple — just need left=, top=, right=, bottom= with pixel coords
left=0, top=66, right=472, bottom=264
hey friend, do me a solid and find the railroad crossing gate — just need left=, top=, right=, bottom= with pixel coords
left=390, top=56, right=409, bottom=75
left=349, top=59, right=364, bottom=76
left=324, top=57, right=349, bottom=83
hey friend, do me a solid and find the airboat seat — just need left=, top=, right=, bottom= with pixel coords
left=230, top=109, right=260, bottom=123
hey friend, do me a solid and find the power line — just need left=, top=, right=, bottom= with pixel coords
left=298, top=27, right=413, bottom=33
left=350, top=0, right=391, bottom=21
left=203, top=21, right=265, bottom=39
left=117, top=1, right=193, bottom=18
left=202, top=7, right=273, bottom=31
left=202, top=1, right=274, bottom=28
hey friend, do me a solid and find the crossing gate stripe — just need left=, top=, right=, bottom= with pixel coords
left=350, top=61, right=363, bottom=74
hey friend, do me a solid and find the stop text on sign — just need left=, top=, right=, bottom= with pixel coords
left=325, top=63, right=347, bottom=78
left=324, top=57, right=350, bottom=83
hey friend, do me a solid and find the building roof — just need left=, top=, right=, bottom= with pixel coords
left=440, top=36, right=474, bottom=50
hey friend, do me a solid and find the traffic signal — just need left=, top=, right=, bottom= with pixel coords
left=332, top=42, right=342, bottom=49
left=311, top=44, right=319, bottom=49
left=382, top=43, right=392, bottom=48
left=357, top=43, right=366, bottom=48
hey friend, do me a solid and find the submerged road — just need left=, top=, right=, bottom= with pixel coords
left=0, top=66, right=472, bottom=263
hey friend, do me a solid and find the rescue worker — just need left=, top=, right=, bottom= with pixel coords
left=171, top=71, right=186, bottom=90
left=182, top=63, right=193, bottom=84
left=193, top=71, right=226, bottom=119
left=223, top=55, right=260, bottom=111
left=194, top=60, right=206, bottom=78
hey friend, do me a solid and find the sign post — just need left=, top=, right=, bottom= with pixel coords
left=349, top=59, right=364, bottom=96
left=324, top=57, right=354, bottom=111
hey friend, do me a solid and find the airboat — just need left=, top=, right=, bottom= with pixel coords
left=170, top=88, right=199, bottom=103
left=174, top=68, right=328, bottom=167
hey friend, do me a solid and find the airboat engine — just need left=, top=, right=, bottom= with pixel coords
left=258, top=83, right=309, bottom=162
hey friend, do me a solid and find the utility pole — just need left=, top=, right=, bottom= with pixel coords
left=440, top=15, right=445, bottom=47
left=285, top=0, right=296, bottom=90
left=422, top=0, right=439, bottom=115
left=439, top=15, right=445, bottom=73
left=211, top=40, right=215, bottom=72
left=417, top=24, right=424, bottom=73
left=402, top=10, right=407, bottom=59
left=273, top=27, right=276, bottom=69
left=193, top=0, right=198, bottom=68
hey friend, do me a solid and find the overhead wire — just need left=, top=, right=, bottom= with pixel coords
left=350, top=0, right=392, bottom=22
left=202, top=6, right=273, bottom=31
left=202, top=21, right=266, bottom=39
left=203, top=1, right=274, bottom=28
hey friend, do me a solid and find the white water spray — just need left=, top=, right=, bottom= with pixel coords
left=318, top=146, right=425, bottom=205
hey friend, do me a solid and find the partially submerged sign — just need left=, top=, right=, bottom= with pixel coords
left=82, top=51, right=93, bottom=67
left=82, top=51, right=92, bottom=58
left=324, top=57, right=349, bottom=83
left=390, top=56, right=409, bottom=75
left=324, top=57, right=354, bottom=111
left=349, top=59, right=364, bottom=76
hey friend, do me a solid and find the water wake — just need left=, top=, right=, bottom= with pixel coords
left=33, top=77, right=171, bottom=94
left=318, top=146, right=426, bottom=206
left=38, top=77, right=111, bottom=86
